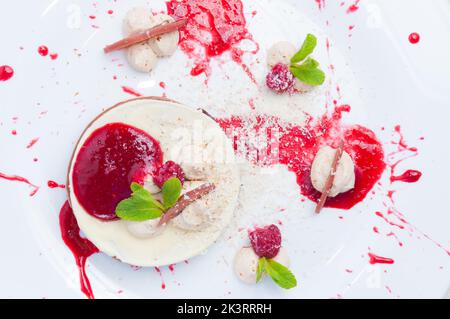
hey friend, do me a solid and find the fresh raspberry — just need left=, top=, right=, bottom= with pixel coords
left=266, top=63, right=295, bottom=94
left=249, top=224, right=282, bottom=259
left=153, top=161, right=185, bottom=188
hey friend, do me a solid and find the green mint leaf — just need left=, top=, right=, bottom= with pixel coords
left=265, top=259, right=297, bottom=289
left=256, top=257, right=267, bottom=283
left=291, top=33, right=317, bottom=64
left=130, top=182, right=142, bottom=192
left=162, top=177, right=182, bottom=209
left=116, top=184, right=164, bottom=221
left=290, top=58, right=325, bottom=86
left=130, top=182, right=165, bottom=211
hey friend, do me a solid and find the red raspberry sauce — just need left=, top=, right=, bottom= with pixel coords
left=59, top=201, right=99, bottom=299
left=72, top=123, right=163, bottom=220
left=167, top=0, right=258, bottom=80
left=218, top=106, right=386, bottom=210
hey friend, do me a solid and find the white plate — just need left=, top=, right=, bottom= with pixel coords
left=1, top=0, right=449, bottom=298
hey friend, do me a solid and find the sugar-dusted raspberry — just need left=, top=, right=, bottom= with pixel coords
left=249, top=224, right=282, bottom=259
left=153, top=161, right=185, bottom=188
left=266, top=63, right=295, bottom=94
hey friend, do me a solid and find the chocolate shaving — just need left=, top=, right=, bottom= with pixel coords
left=199, top=108, right=217, bottom=122
left=104, top=18, right=188, bottom=54
left=158, top=183, right=216, bottom=226
left=315, top=141, right=345, bottom=214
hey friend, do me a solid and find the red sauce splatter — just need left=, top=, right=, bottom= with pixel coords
left=11, top=129, right=17, bottom=135
left=167, top=0, right=258, bottom=80
left=218, top=105, right=386, bottom=210
left=390, top=169, right=422, bottom=183
left=50, top=53, right=58, bottom=60
left=121, top=86, right=142, bottom=97
left=386, top=232, right=404, bottom=247
left=0, top=65, right=14, bottom=81
left=373, top=226, right=379, bottom=233
left=38, top=45, right=49, bottom=57
left=409, top=32, right=420, bottom=44
left=375, top=211, right=405, bottom=230
left=48, top=180, right=66, bottom=189
left=0, top=172, right=39, bottom=196
left=89, top=15, right=96, bottom=20
left=154, top=267, right=166, bottom=289
left=26, top=138, right=39, bottom=149
left=248, top=98, right=255, bottom=110
left=315, top=0, right=326, bottom=10
left=107, top=10, right=114, bottom=15
left=347, top=0, right=361, bottom=14
left=59, top=201, right=99, bottom=299
left=168, top=264, right=175, bottom=273
left=159, top=81, right=166, bottom=89
left=72, top=123, right=163, bottom=220
left=368, top=253, right=394, bottom=265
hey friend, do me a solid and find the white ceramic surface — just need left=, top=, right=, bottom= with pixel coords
left=0, top=0, right=449, bottom=298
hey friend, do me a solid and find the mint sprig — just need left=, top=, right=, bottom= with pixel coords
left=162, top=177, right=182, bottom=209
left=116, top=178, right=182, bottom=221
left=256, top=257, right=297, bottom=289
left=291, top=33, right=317, bottom=64
left=289, top=33, right=325, bottom=87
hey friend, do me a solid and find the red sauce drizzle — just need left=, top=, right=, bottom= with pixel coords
left=315, top=0, right=326, bottom=10
left=72, top=123, right=163, bottom=220
left=48, top=180, right=66, bottom=189
left=167, top=0, right=258, bottom=80
left=121, top=86, right=142, bottom=97
left=390, top=169, right=422, bottom=183
left=26, top=138, right=39, bottom=149
left=154, top=267, right=166, bottom=289
left=368, top=252, right=394, bottom=265
left=0, top=65, right=14, bottom=81
left=59, top=201, right=99, bottom=299
left=218, top=106, right=386, bottom=210
left=347, top=0, right=361, bottom=14
left=408, top=33, right=420, bottom=44
left=0, top=172, right=39, bottom=196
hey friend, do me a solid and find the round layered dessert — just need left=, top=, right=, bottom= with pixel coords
left=67, top=97, right=240, bottom=267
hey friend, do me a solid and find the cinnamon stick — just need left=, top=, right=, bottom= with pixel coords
left=104, top=18, right=188, bottom=54
left=315, top=141, right=345, bottom=214
left=158, top=183, right=216, bottom=226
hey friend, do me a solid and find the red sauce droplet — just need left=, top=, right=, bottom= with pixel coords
left=26, top=138, right=39, bottom=149
left=166, top=0, right=258, bottom=80
left=0, top=65, right=14, bottom=81
left=59, top=201, right=99, bottom=299
left=154, top=267, right=166, bottom=289
left=121, top=86, right=142, bottom=97
left=48, top=180, right=66, bottom=189
left=218, top=105, right=386, bottom=210
left=409, top=32, right=420, bottom=44
left=315, top=0, right=326, bottom=10
left=347, top=0, right=360, bottom=14
left=49, top=53, right=58, bottom=60
left=0, top=172, right=39, bottom=196
left=11, top=129, right=17, bottom=135
left=107, top=10, right=114, bottom=15
left=72, top=123, right=163, bottom=220
left=38, top=45, right=49, bottom=56
left=390, top=169, right=422, bottom=183
left=159, top=81, right=166, bottom=89
left=368, top=253, right=394, bottom=265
